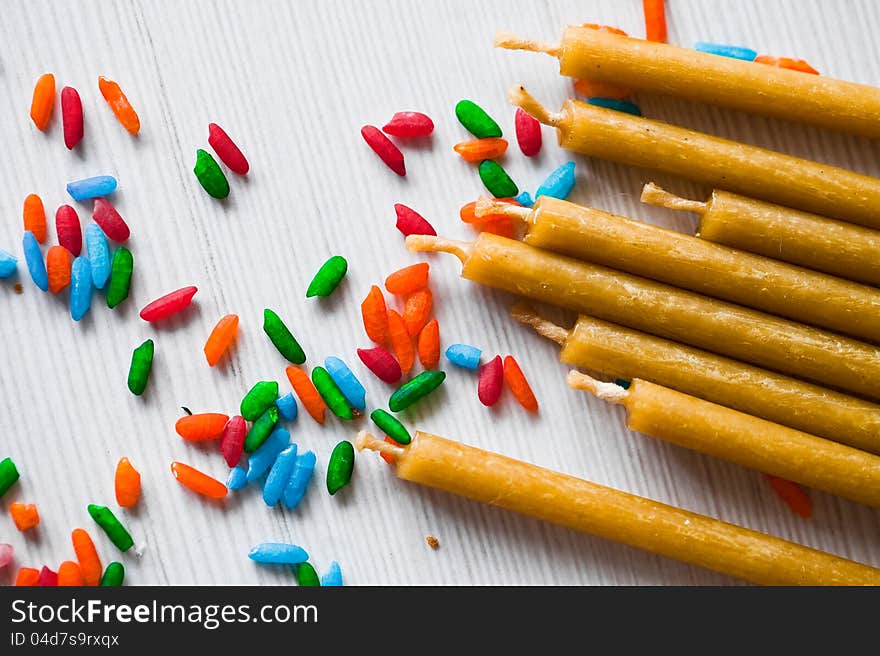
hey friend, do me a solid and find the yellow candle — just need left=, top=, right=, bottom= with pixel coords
left=508, top=85, right=880, bottom=229
left=478, top=196, right=880, bottom=343
left=356, top=431, right=880, bottom=585
left=495, top=27, right=880, bottom=137
left=512, top=306, right=880, bottom=455
left=567, top=372, right=880, bottom=508
left=406, top=233, right=880, bottom=400
left=641, top=183, right=880, bottom=287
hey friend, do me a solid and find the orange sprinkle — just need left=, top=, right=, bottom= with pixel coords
left=171, top=461, right=228, bottom=499
left=642, top=0, right=667, bottom=42
left=23, top=194, right=47, bottom=243
left=71, top=528, right=102, bottom=586
left=453, top=137, right=508, bottom=163
left=175, top=413, right=230, bottom=441
left=572, top=78, right=632, bottom=101
left=503, top=355, right=538, bottom=413
left=98, top=76, right=140, bottom=135
left=204, top=313, right=239, bottom=366
left=380, top=435, right=398, bottom=465
left=361, top=285, right=389, bottom=345
left=9, top=502, right=39, bottom=531
left=30, top=73, right=55, bottom=131
left=46, top=245, right=72, bottom=293
left=766, top=475, right=812, bottom=518
left=582, top=23, right=628, bottom=36
left=286, top=366, right=326, bottom=424
left=115, top=457, right=141, bottom=508
left=385, top=262, right=430, bottom=296
left=478, top=216, right=516, bottom=238
left=15, top=567, right=40, bottom=586
left=755, top=55, right=820, bottom=75
left=57, top=560, right=85, bottom=586
left=403, top=288, right=432, bottom=336
left=387, top=309, right=414, bottom=374
left=417, top=319, right=440, bottom=370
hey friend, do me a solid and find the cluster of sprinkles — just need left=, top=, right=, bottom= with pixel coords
left=193, top=123, right=249, bottom=199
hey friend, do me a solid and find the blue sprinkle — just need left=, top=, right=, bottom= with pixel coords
left=694, top=42, right=758, bottom=61
left=70, top=257, right=92, bottom=321
left=248, top=542, right=309, bottom=565
left=0, top=250, right=17, bottom=279
left=226, top=466, right=248, bottom=491
left=263, top=444, right=298, bottom=507
left=587, top=97, right=642, bottom=116
left=85, top=224, right=111, bottom=290
left=535, top=161, right=576, bottom=201
left=22, top=231, right=47, bottom=291
left=320, top=561, right=343, bottom=587
left=445, top=343, right=482, bottom=370
left=615, top=379, right=631, bottom=390
left=514, top=191, right=534, bottom=208
left=282, top=450, right=316, bottom=509
left=247, top=427, right=290, bottom=482
left=324, top=356, right=366, bottom=411
left=275, top=392, right=298, bottom=421
left=67, top=176, right=118, bottom=202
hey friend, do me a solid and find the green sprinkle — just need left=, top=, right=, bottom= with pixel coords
left=389, top=370, right=446, bottom=412
left=263, top=308, right=306, bottom=364
left=88, top=504, right=134, bottom=552
left=478, top=160, right=518, bottom=198
left=370, top=409, right=411, bottom=445
left=0, top=457, right=20, bottom=499
left=194, top=149, right=230, bottom=199
left=127, top=339, right=154, bottom=396
left=455, top=99, right=502, bottom=138
left=311, top=367, right=353, bottom=420
left=106, top=247, right=133, bottom=309
left=244, top=405, right=279, bottom=453
left=306, top=255, right=348, bottom=298
left=326, top=440, right=355, bottom=495
left=100, top=561, right=125, bottom=586
left=240, top=380, right=279, bottom=421
left=296, top=562, right=320, bottom=586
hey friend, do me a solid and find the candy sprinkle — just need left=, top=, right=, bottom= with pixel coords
left=389, top=370, right=446, bottom=412
left=535, top=161, right=576, bottom=201
left=67, top=175, right=117, bottom=202
left=204, top=314, right=239, bottom=366
left=240, top=381, right=280, bottom=421
left=263, top=308, right=307, bottom=364
left=455, top=99, right=502, bottom=138
left=244, top=406, right=280, bottom=453
left=385, top=262, right=429, bottom=296
left=58, top=561, right=84, bottom=586
left=361, top=285, right=390, bottom=344
left=755, top=55, right=820, bottom=75
left=139, top=286, right=197, bottom=322
left=445, top=343, right=481, bottom=370
left=306, top=255, right=348, bottom=298
left=92, top=198, right=130, bottom=243
left=22, top=231, right=48, bottom=292
left=71, top=528, right=102, bottom=586
left=478, top=355, right=504, bottom=407
left=766, top=475, right=812, bottom=518
left=70, top=257, right=93, bottom=321
left=220, top=415, right=247, bottom=467
left=453, top=137, right=508, bottom=163
left=176, top=413, right=230, bottom=441
left=573, top=78, right=632, bottom=102
left=642, top=0, right=668, bottom=42
left=394, top=203, right=436, bottom=237
left=88, top=504, right=133, bottom=552
left=85, top=224, right=111, bottom=290
left=382, top=111, right=435, bottom=137
left=503, top=355, right=538, bottom=412
left=320, top=561, right=343, bottom=586
left=249, top=543, right=309, bottom=565
left=98, top=76, right=140, bottom=135
left=226, top=466, right=248, bottom=491
left=478, top=160, right=518, bottom=198
left=194, top=149, right=230, bottom=199
left=208, top=123, right=249, bottom=175
left=587, top=97, right=642, bottom=116
left=326, top=440, right=355, bottom=495
left=46, top=245, right=72, bottom=293
left=312, top=366, right=354, bottom=421
left=263, top=444, right=299, bottom=507
left=694, top=42, right=758, bottom=61
left=61, top=86, right=84, bottom=150
left=325, top=356, right=367, bottom=411
left=403, top=288, right=432, bottom=336
left=171, top=461, right=228, bottom=499
left=9, top=502, right=39, bottom=531
left=357, top=346, right=402, bottom=384
left=417, top=319, right=440, bottom=369
left=0, top=458, right=20, bottom=499
left=23, top=194, right=47, bottom=243
left=286, top=366, right=327, bottom=424
left=0, top=251, right=17, bottom=279
left=100, top=562, right=125, bottom=586
left=30, top=73, right=55, bottom=131
left=296, top=562, right=321, bottom=587
left=15, top=568, right=40, bottom=586
left=275, top=393, right=299, bottom=422
left=37, top=566, right=58, bottom=586
left=514, top=107, right=542, bottom=157
left=361, top=125, right=406, bottom=176
left=282, top=451, right=316, bottom=509
left=106, top=247, right=133, bottom=309
left=387, top=309, right=414, bottom=374
left=127, top=339, right=154, bottom=396
left=55, top=205, right=82, bottom=256
left=370, top=409, right=411, bottom=445
left=115, top=457, right=141, bottom=508
left=247, top=428, right=290, bottom=482
left=0, top=544, right=13, bottom=569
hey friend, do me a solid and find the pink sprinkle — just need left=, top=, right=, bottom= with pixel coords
left=55, top=205, right=82, bottom=255
left=208, top=123, right=249, bottom=175
left=139, top=286, right=198, bottom=322
left=0, top=543, right=12, bottom=568
left=61, top=87, right=84, bottom=150
left=515, top=108, right=542, bottom=157
left=37, top=566, right=58, bottom=586
left=478, top=355, right=504, bottom=406
left=361, top=125, right=406, bottom=176
left=394, top=204, right=436, bottom=236
left=357, top=346, right=402, bottom=384
left=382, top=112, right=435, bottom=137
left=220, top=415, right=247, bottom=467
left=92, top=198, right=130, bottom=242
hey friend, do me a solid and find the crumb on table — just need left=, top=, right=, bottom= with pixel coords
left=13, top=283, right=23, bottom=294
left=426, top=535, right=440, bottom=549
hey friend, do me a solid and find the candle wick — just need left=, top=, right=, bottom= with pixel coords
left=507, top=85, right=562, bottom=127
left=566, top=370, right=628, bottom=404
left=510, top=303, right=568, bottom=345
left=494, top=31, right=562, bottom=58
left=405, top=235, right=472, bottom=264
left=640, top=182, right=707, bottom=215
left=355, top=430, right=406, bottom=461
left=475, top=196, right=531, bottom=222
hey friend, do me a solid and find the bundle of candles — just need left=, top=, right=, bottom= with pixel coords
left=357, top=26, right=880, bottom=585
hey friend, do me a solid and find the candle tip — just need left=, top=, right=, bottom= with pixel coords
left=566, top=370, right=628, bottom=404
left=507, top=85, right=560, bottom=126
left=405, top=234, right=472, bottom=264
left=510, top=303, right=568, bottom=345
left=640, top=183, right=707, bottom=214
left=475, top=196, right=531, bottom=221
left=494, top=31, right=561, bottom=58
left=356, top=430, right=406, bottom=461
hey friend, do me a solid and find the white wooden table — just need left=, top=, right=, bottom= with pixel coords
left=1, top=0, right=878, bottom=585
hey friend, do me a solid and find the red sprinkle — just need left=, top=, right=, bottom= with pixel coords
left=220, top=415, right=247, bottom=467
left=361, top=125, right=406, bottom=176
left=382, top=112, right=435, bottom=137
left=208, top=123, right=249, bottom=175
left=92, top=198, right=130, bottom=242
left=139, top=286, right=198, bottom=322
left=61, top=87, right=84, bottom=150
left=55, top=205, right=82, bottom=256
left=766, top=475, right=812, bottom=518
left=37, top=566, right=58, bottom=587
left=478, top=355, right=504, bottom=407
left=514, top=108, right=542, bottom=157
left=394, top=203, right=436, bottom=237
left=357, top=346, right=402, bottom=384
